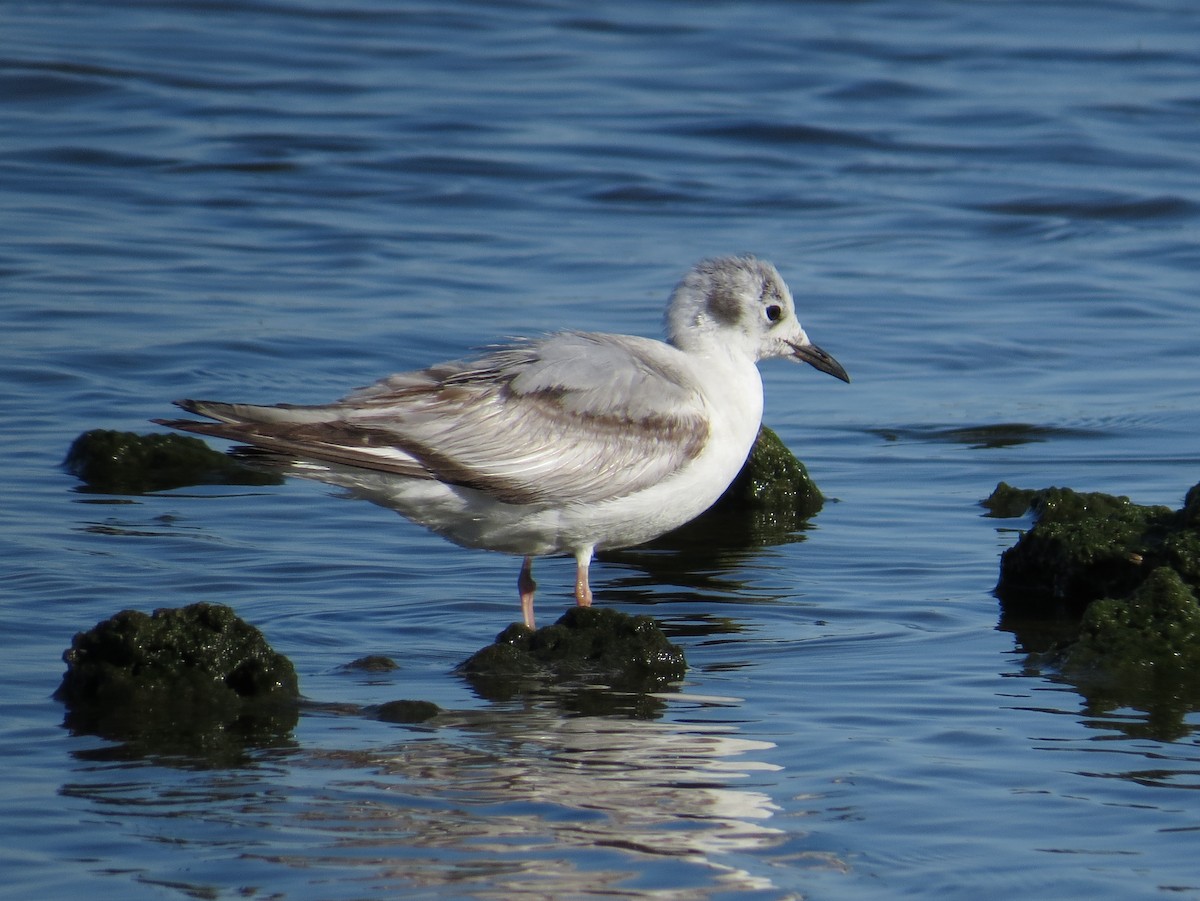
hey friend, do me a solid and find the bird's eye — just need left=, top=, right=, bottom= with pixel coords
left=765, top=304, right=783, bottom=323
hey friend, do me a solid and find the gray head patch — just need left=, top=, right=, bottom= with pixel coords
left=706, top=283, right=745, bottom=326
left=686, top=255, right=780, bottom=331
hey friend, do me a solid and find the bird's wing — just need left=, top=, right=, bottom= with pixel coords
left=158, top=332, right=711, bottom=506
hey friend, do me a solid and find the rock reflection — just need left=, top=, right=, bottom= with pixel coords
left=295, top=708, right=793, bottom=897
left=868, top=421, right=1099, bottom=449
left=60, top=703, right=821, bottom=898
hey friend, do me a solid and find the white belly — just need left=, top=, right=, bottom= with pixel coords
left=287, top=349, right=764, bottom=559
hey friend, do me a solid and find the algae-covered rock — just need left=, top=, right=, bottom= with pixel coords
left=718, top=425, right=824, bottom=518
left=1068, top=568, right=1200, bottom=676
left=987, top=481, right=1200, bottom=740
left=458, top=607, right=686, bottom=714
left=64, top=428, right=283, bottom=493
left=984, top=481, right=1187, bottom=614
left=979, top=481, right=1039, bottom=520
left=341, top=655, right=400, bottom=674
left=371, top=699, right=441, bottom=723
left=634, top=426, right=824, bottom=559
left=57, top=602, right=298, bottom=705
left=1057, top=568, right=1200, bottom=741
left=57, top=603, right=299, bottom=761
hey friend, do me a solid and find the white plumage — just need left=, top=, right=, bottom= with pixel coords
left=158, top=255, right=849, bottom=627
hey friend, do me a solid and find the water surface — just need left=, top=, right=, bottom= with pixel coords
left=4, top=2, right=1200, bottom=898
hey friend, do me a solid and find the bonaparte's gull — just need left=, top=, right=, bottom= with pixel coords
left=157, top=255, right=849, bottom=628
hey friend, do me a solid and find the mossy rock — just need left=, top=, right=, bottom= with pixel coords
left=637, top=425, right=824, bottom=557
left=987, top=482, right=1200, bottom=739
left=1067, top=568, right=1200, bottom=676
left=370, top=699, right=441, bottom=724
left=341, top=655, right=401, bottom=673
left=984, top=481, right=1197, bottom=615
left=719, top=425, right=824, bottom=517
left=64, top=429, right=282, bottom=493
left=458, top=607, right=686, bottom=714
left=1057, top=568, right=1200, bottom=740
left=56, top=603, right=299, bottom=761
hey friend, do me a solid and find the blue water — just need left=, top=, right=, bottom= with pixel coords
left=4, top=1, right=1200, bottom=898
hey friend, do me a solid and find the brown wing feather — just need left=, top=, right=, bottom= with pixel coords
left=158, top=332, right=711, bottom=506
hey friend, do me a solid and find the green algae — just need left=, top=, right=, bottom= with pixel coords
left=1069, top=567, right=1200, bottom=675
left=57, top=603, right=299, bottom=762
left=635, top=425, right=825, bottom=559
left=64, top=428, right=282, bottom=493
left=1062, top=568, right=1200, bottom=741
left=458, top=607, right=686, bottom=716
left=986, top=481, right=1200, bottom=739
left=985, top=481, right=1189, bottom=614
left=371, top=699, right=442, bottom=723
left=719, top=425, right=824, bottom=518
left=341, top=655, right=401, bottom=673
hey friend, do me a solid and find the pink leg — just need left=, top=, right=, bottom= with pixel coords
left=574, top=549, right=594, bottom=608
left=518, top=556, right=537, bottom=628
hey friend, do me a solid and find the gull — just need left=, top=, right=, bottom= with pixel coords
left=157, top=255, right=849, bottom=628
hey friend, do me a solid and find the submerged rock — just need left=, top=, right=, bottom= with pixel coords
left=56, top=603, right=299, bottom=761
left=1068, top=567, right=1200, bottom=676
left=628, top=425, right=825, bottom=562
left=1061, top=568, right=1200, bottom=741
left=984, top=481, right=1196, bottom=615
left=986, top=481, right=1200, bottom=739
left=458, top=607, right=686, bottom=714
left=718, top=425, right=824, bottom=519
left=370, top=699, right=442, bottom=723
left=64, top=428, right=282, bottom=493
left=341, top=655, right=401, bottom=673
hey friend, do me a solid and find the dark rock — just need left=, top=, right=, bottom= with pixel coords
left=458, top=607, right=686, bottom=713
left=64, top=429, right=282, bottom=493
left=718, top=425, right=825, bottom=518
left=625, top=426, right=825, bottom=564
left=984, top=482, right=1183, bottom=615
left=1058, top=568, right=1200, bottom=741
left=1068, top=567, right=1200, bottom=676
left=979, top=481, right=1038, bottom=519
left=56, top=602, right=299, bottom=762
left=371, top=699, right=441, bottom=723
left=871, top=422, right=1085, bottom=450
left=987, top=482, right=1200, bottom=740
left=342, top=655, right=400, bottom=673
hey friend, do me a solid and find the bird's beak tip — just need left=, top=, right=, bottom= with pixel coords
left=789, top=340, right=850, bottom=383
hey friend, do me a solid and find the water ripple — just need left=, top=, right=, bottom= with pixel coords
left=4, top=0, right=1200, bottom=898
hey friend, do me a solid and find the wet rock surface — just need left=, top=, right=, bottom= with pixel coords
left=369, top=699, right=442, bottom=723
left=1069, top=567, right=1200, bottom=677
left=341, top=655, right=401, bottom=673
left=987, top=483, right=1178, bottom=614
left=718, top=424, right=824, bottom=519
left=986, top=481, right=1200, bottom=738
left=458, top=607, right=686, bottom=716
left=64, top=428, right=282, bottom=493
left=986, top=481, right=1200, bottom=614
left=610, top=425, right=826, bottom=578
left=56, top=602, right=300, bottom=762
left=56, top=601, right=687, bottom=765
left=685, top=424, right=825, bottom=543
